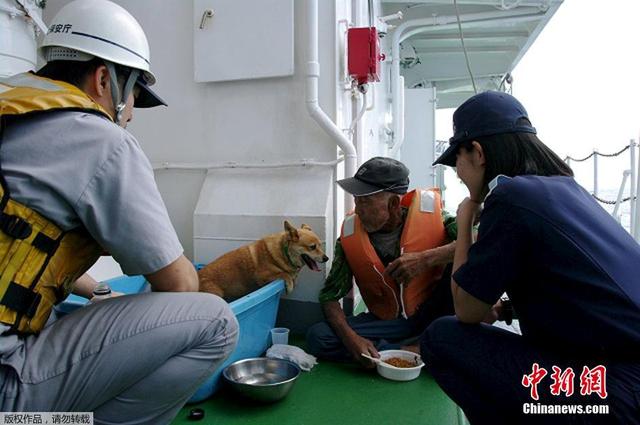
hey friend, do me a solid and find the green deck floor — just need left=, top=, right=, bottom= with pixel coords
left=171, top=337, right=462, bottom=425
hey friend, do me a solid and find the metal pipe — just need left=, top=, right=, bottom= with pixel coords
left=366, top=84, right=375, bottom=111
left=349, top=90, right=367, bottom=135
left=429, top=86, right=438, bottom=187
left=193, top=236, right=262, bottom=242
left=353, top=91, right=366, bottom=166
left=612, top=170, right=630, bottom=222
left=0, top=3, right=25, bottom=16
left=593, top=150, right=598, bottom=197
left=436, top=165, right=445, bottom=196
left=379, top=11, right=403, bottom=23
left=306, top=0, right=357, bottom=214
left=400, top=14, right=542, bottom=43
left=635, top=143, right=640, bottom=241
left=388, top=8, right=544, bottom=157
left=389, top=76, right=405, bottom=157
left=630, top=139, right=637, bottom=236
left=14, top=0, right=47, bottom=33
left=152, top=158, right=344, bottom=171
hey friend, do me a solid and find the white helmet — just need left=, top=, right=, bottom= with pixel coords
left=40, top=0, right=165, bottom=120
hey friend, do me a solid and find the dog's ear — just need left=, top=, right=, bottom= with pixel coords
left=301, top=223, right=313, bottom=231
left=284, top=220, right=299, bottom=241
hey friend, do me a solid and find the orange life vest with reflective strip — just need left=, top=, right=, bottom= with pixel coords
left=0, top=73, right=111, bottom=334
left=340, top=188, right=448, bottom=320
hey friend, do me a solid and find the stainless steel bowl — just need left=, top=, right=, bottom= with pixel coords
left=223, top=357, right=301, bottom=402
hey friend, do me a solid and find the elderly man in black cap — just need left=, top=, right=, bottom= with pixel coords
left=306, top=157, right=459, bottom=368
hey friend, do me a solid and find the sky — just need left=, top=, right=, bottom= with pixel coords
left=436, top=0, right=640, bottom=209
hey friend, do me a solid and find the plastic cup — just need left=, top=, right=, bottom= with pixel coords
left=270, top=327, right=290, bottom=345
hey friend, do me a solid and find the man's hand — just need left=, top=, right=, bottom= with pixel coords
left=384, top=251, right=431, bottom=285
left=89, top=291, right=125, bottom=303
left=344, top=333, right=379, bottom=368
left=385, top=242, right=455, bottom=285
left=322, top=302, right=379, bottom=368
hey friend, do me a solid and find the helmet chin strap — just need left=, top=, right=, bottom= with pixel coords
left=105, top=62, right=140, bottom=127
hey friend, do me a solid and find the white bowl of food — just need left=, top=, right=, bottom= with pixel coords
left=374, top=349, right=424, bottom=381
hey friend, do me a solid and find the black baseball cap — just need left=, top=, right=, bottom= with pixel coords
left=337, top=157, right=410, bottom=196
left=134, top=76, right=167, bottom=108
left=433, top=91, right=536, bottom=167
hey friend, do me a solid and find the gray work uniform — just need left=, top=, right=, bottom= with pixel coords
left=0, top=110, right=238, bottom=424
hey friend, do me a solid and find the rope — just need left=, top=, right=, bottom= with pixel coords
left=453, top=0, right=477, bottom=94
left=565, top=145, right=630, bottom=162
left=592, top=194, right=636, bottom=205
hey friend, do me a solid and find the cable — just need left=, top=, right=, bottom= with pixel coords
left=564, top=145, right=630, bottom=162
left=453, top=0, right=478, bottom=94
left=593, top=194, right=635, bottom=205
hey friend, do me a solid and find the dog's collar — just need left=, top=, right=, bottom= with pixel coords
left=283, top=243, right=299, bottom=268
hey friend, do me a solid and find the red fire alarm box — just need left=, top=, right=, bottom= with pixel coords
left=348, top=27, right=383, bottom=85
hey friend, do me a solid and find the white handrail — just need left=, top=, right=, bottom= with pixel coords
left=631, top=139, right=637, bottom=236
left=593, top=151, right=598, bottom=197
left=634, top=143, right=640, bottom=241
left=612, top=171, right=630, bottom=221
left=564, top=141, right=639, bottom=242
left=152, top=158, right=344, bottom=171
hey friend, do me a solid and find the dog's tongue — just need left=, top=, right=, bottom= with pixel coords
left=302, top=254, right=320, bottom=272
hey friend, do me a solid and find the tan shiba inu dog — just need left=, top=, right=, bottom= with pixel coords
left=198, top=221, right=329, bottom=300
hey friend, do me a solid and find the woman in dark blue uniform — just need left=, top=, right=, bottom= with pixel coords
left=423, top=91, right=640, bottom=424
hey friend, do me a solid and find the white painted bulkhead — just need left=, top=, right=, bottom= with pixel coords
left=28, top=0, right=561, bottom=330
left=39, top=0, right=394, bottom=331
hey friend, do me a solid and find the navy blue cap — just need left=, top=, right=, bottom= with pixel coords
left=433, top=91, right=536, bottom=167
left=337, top=157, right=410, bottom=196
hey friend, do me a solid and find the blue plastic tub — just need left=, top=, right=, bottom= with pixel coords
left=55, top=272, right=285, bottom=404
left=188, top=279, right=285, bottom=403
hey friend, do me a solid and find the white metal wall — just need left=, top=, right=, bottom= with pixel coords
left=399, top=87, right=437, bottom=190
left=40, top=0, right=362, bottom=328
left=43, top=0, right=339, bottom=254
left=40, top=0, right=403, bottom=327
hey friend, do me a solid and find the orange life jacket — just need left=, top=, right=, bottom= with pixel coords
left=340, top=188, right=447, bottom=320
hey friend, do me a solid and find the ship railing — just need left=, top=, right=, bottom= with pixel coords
left=564, top=139, right=639, bottom=242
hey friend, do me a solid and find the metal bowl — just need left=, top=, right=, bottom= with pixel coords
left=223, top=357, right=301, bottom=402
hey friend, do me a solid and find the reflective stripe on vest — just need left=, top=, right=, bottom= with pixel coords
left=341, top=188, right=448, bottom=320
left=0, top=73, right=106, bottom=334
left=0, top=73, right=112, bottom=120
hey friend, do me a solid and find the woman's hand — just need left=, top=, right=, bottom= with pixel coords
left=456, top=197, right=482, bottom=225
left=482, top=298, right=514, bottom=325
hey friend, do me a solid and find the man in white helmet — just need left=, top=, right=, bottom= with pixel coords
left=0, top=0, right=238, bottom=422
